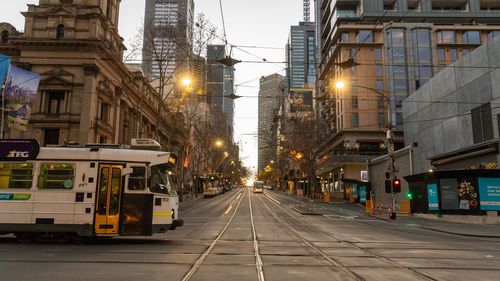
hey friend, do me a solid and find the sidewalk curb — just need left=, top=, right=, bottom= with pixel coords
left=420, top=227, right=500, bottom=238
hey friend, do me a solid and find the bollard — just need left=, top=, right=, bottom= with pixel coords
left=307, top=198, right=314, bottom=210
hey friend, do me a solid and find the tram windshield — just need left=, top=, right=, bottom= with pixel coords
left=149, top=164, right=176, bottom=195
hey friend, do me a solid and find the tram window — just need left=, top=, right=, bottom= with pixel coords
left=38, top=163, right=75, bottom=189
left=0, top=163, right=33, bottom=189
left=128, top=166, right=146, bottom=190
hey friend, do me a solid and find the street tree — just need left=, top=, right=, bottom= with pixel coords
left=281, top=112, right=321, bottom=197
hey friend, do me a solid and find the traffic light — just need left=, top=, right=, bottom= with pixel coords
left=385, top=179, right=392, bottom=193
left=406, top=192, right=413, bottom=200
left=393, top=178, right=401, bottom=193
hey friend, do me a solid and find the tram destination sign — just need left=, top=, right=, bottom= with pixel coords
left=0, top=139, right=40, bottom=161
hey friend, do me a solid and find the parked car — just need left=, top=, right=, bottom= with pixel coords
left=203, top=188, right=217, bottom=198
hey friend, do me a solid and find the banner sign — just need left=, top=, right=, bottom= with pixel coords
left=4, top=65, right=40, bottom=131
left=0, top=193, right=32, bottom=201
left=0, top=139, right=40, bottom=161
left=0, top=53, right=10, bottom=85
left=290, top=89, right=313, bottom=112
left=478, top=178, right=500, bottom=211
left=359, top=185, right=366, bottom=203
left=427, top=183, right=439, bottom=211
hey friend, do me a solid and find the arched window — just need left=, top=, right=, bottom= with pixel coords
left=1, top=30, right=9, bottom=44
left=56, top=24, right=65, bottom=39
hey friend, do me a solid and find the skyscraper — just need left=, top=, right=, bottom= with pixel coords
left=286, top=22, right=316, bottom=90
left=258, top=74, right=284, bottom=172
left=315, top=0, right=500, bottom=191
left=142, top=0, right=194, bottom=80
left=207, top=45, right=234, bottom=140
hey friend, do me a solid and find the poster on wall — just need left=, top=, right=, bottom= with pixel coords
left=427, top=183, right=439, bottom=211
left=361, top=171, right=368, bottom=182
left=440, top=179, right=459, bottom=210
left=478, top=178, right=500, bottom=211
left=289, top=89, right=313, bottom=112
left=456, top=177, right=478, bottom=210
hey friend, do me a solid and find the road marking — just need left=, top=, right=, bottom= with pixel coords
left=224, top=205, right=233, bottom=215
left=236, top=193, right=242, bottom=200
left=264, top=193, right=281, bottom=205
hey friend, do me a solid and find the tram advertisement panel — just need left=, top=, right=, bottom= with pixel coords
left=0, top=139, right=39, bottom=160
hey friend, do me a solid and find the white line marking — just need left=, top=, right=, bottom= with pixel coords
left=264, top=193, right=281, bottom=205
left=224, top=205, right=233, bottom=215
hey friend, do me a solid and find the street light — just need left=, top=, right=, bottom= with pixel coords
left=335, top=80, right=397, bottom=220
left=214, top=139, right=224, bottom=148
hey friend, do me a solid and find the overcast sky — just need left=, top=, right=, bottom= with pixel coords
left=4, top=0, right=307, bottom=172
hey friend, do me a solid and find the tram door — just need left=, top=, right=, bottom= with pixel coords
left=95, top=165, right=123, bottom=234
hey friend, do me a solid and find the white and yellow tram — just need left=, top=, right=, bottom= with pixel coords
left=0, top=139, right=183, bottom=241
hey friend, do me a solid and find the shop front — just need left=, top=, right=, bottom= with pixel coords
left=404, top=170, right=500, bottom=215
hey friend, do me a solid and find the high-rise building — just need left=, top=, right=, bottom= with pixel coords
left=142, top=0, right=195, bottom=80
left=206, top=45, right=234, bottom=140
left=315, top=0, right=500, bottom=194
left=286, top=22, right=316, bottom=90
left=258, top=74, right=284, bottom=172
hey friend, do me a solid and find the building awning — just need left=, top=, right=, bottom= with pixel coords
left=429, top=140, right=498, bottom=169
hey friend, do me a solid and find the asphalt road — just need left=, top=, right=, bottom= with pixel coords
left=1, top=188, right=500, bottom=281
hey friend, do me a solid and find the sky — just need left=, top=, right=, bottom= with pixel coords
left=4, top=0, right=306, bottom=172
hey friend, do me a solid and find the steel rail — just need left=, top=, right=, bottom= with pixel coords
left=262, top=193, right=438, bottom=281
left=258, top=195, right=366, bottom=281
left=248, top=190, right=265, bottom=281
left=181, top=189, right=245, bottom=281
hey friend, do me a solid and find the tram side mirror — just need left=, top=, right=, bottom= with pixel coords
left=123, top=167, right=134, bottom=176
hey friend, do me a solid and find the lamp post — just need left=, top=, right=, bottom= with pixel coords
left=335, top=81, right=397, bottom=220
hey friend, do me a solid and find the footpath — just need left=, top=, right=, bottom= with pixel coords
left=273, top=190, right=500, bottom=239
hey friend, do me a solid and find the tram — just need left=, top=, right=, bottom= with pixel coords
left=0, top=139, right=183, bottom=241
left=253, top=180, right=264, bottom=193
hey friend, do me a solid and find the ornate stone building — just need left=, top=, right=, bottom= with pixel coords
left=0, top=0, right=185, bottom=152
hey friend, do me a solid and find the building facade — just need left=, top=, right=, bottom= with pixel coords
left=142, top=0, right=195, bottom=80
left=258, top=74, right=284, bottom=172
left=206, top=44, right=234, bottom=140
left=404, top=35, right=500, bottom=174
left=316, top=0, right=500, bottom=196
left=0, top=0, right=184, bottom=153
left=286, top=22, right=316, bottom=90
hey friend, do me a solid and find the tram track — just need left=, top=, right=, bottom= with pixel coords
left=260, top=193, right=439, bottom=281
left=248, top=189, right=265, bottom=281
left=181, top=189, right=241, bottom=215
left=180, top=188, right=246, bottom=281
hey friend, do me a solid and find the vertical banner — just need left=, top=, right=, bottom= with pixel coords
left=359, top=185, right=367, bottom=203
left=0, top=53, right=10, bottom=84
left=3, top=65, right=40, bottom=132
left=427, top=183, right=439, bottom=211
left=0, top=53, right=11, bottom=139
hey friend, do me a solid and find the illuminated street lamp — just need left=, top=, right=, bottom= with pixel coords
left=214, top=139, right=224, bottom=148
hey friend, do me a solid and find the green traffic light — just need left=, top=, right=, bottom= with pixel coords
left=406, top=192, right=413, bottom=200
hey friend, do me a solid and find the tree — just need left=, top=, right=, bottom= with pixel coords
left=281, top=112, right=321, bottom=197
